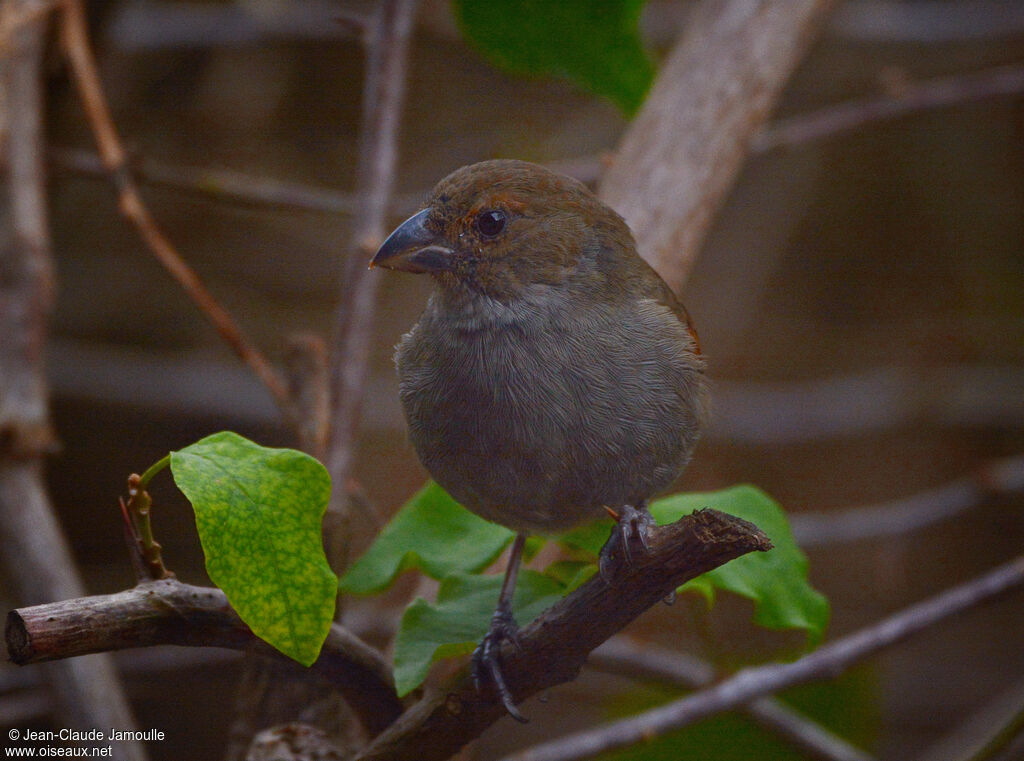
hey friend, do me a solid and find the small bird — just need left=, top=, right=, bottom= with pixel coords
left=371, top=159, right=708, bottom=719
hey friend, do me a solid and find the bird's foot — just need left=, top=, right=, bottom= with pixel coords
left=599, top=502, right=656, bottom=582
left=471, top=605, right=527, bottom=723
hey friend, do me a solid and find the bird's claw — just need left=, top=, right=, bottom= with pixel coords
left=471, top=606, right=527, bottom=722
left=599, top=503, right=656, bottom=583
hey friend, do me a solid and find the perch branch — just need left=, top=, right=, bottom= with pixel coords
left=5, top=578, right=403, bottom=737
left=598, top=0, right=836, bottom=292
left=58, top=0, right=292, bottom=415
left=590, top=639, right=876, bottom=761
left=351, top=509, right=771, bottom=761
left=501, top=555, right=1024, bottom=761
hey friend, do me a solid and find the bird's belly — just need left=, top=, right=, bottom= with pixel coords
left=397, top=326, right=701, bottom=533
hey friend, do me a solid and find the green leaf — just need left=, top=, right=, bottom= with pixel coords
left=557, top=486, right=830, bottom=647
left=338, top=481, right=514, bottom=594
left=452, top=0, right=655, bottom=115
left=353, top=481, right=826, bottom=693
left=655, top=486, right=830, bottom=647
left=170, top=431, right=336, bottom=666
left=393, top=570, right=565, bottom=696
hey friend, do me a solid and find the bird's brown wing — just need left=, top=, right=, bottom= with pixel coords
left=643, top=263, right=703, bottom=356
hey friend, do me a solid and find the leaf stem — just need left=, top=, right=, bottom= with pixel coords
left=137, top=453, right=170, bottom=488
left=125, top=455, right=173, bottom=580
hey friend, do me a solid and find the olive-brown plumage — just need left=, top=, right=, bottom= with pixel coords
left=372, top=159, right=708, bottom=718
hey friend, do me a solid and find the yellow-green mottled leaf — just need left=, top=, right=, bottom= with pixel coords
left=170, top=431, right=336, bottom=666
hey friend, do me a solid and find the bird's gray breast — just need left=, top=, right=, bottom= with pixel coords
left=394, top=288, right=703, bottom=532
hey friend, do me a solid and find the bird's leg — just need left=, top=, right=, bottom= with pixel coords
left=472, top=532, right=528, bottom=723
left=599, top=501, right=656, bottom=582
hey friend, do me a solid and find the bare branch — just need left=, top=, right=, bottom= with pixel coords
left=284, top=334, right=332, bottom=457
left=590, top=639, right=876, bottom=761
left=753, top=64, right=1024, bottom=153
left=598, top=0, right=836, bottom=292
left=351, top=510, right=771, bottom=761
left=711, top=365, right=1024, bottom=445
left=5, top=578, right=403, bottom=737
left=792, top=454, right=1024, bottom=548
left=50, top=146, right=366, bottom=216
left=50, top=58, right=1024, bottom=222
left=104, top=0, right=366, bottom=52
left=326, top=0, right=419, bottom=557
left=830, top=1, right=1024, bottom=43
left=498, top=556, right=1024, bottom=761
left=57, top=0, right=292, bottom=415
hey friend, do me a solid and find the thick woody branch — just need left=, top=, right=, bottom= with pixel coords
left=5, top=579, right=403, bottom=737
left=352, top=509, right=771, bottom=761
left=598, top=0, right=836, bottom=292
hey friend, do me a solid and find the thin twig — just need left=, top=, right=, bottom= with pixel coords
left=57, top=0, right=292, bottom=415
left=50, top=146, right=365, bottom=215
left=5, top=578, right=403, bottom=737
left=325, top=0, right=419, bottom=561
left=753, top=64, right=1024, bottom=153
left=498, top=556, right=1024, bottom=761
left=710, top=365, right=1024, bottom=444
left=283, top=334, right=332, bottom=458
left=105, top=0, right=367, bottom=52
left=221, top=2, right=419, bottom=752
left=791, top=454, right=1024, bottom=548
left=48, top=146, right=592, bottom=218
left=590, top=639, right=877, bottom=761
left=829, top=1, right=1024, bottom=43
left=47, top=53, right=1024, bottom=219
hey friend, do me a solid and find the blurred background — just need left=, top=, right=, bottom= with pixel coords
left=3, top=1, right=1024, bottom=759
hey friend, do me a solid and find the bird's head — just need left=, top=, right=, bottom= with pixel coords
left=370, top=160, right=634, bottom=302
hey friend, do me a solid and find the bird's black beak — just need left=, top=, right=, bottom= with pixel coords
left=370, top=208, right=454, bottom=274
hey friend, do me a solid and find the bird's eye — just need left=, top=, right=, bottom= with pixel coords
left=475, top=209, right=506, bottom=238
